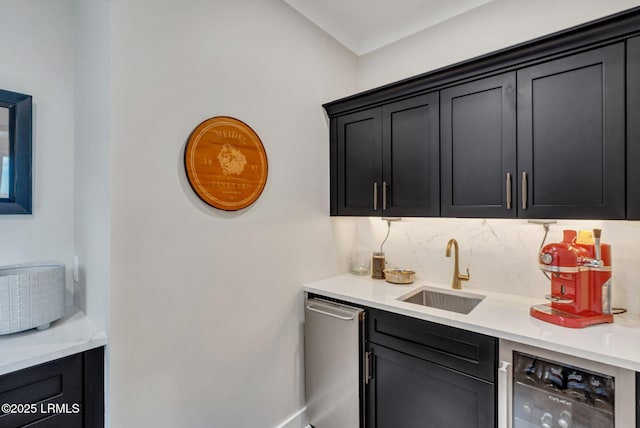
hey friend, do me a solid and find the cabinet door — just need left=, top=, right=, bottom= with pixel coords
left=441, top=73, right=517, bottom=218
left=333, top=108, right=382, bottom=215
left=366, top=343, right=494, bottom=428
left=367, top=307, right=496, bottom=381
left=0, top=354, right=83, bottom=428
left=382, top=93, right=439, bottom=217
left=517, top=43, right=625, bottom=219
left=628, top=37, right=640, bottom=220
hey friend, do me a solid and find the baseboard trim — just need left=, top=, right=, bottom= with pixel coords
left=274, top=406, right=308, bottom=428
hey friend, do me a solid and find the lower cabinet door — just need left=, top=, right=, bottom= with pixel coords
left=366, top=343, right=495, bottom=428
left=0, top=354, right=83, bottom=428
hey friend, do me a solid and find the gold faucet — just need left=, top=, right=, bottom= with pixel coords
left=445, top=239, right=470, bottom=290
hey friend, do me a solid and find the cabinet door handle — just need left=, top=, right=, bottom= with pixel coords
left=382, top=181, right=388, bottom=210
left=506, top=173, right=512, bottom=210
left=373, top=182, right=379, bottom=211
left=521, top=172, right=528, bottom=210
left=364, top=351, right=372, bottom=385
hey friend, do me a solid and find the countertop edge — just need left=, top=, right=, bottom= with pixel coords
left=0, top=306, right=107, bottom=376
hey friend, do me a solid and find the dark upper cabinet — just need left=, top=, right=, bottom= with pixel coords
left=628, top=36, right=640, bottom=220
left=441, top=44, right=625, bottom=219
left=331, top=93, right=439, bottom=216
left=382, top=94, right=440, bottom=217
left=334, top=108, right=382, bottom=216
left=326, top=8, right=640, bottom=220
left=517, top=43, right=625, bottom=219
left=441, top=73, right=517, bottom=218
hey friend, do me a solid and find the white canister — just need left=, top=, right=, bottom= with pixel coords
left=0, top=263, right=65, bottom=335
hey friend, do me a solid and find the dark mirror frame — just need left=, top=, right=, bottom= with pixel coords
left=0, top=89, right=32, bottom=214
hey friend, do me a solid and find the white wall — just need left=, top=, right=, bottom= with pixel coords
left=73, top=0, right=111, bottom=340
left=73, top=1, right=112, bottom=427
left=108, top=1, right=357, bottom=427
left=358, top=0, right=640, bottom=90
left=0, top=0, right=76, bottom=296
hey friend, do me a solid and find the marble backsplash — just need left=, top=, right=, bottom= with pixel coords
left=332, top=217, right=640, bottom=315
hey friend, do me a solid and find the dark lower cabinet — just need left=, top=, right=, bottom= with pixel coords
left=0, top=347, right=104, bottom=428
left=365, top=308, right=497, bottom=428
left=637, top=372, right=639, bottom=428
left=366, top=343, right=494, bottom=428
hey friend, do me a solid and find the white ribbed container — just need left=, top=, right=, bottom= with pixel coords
left=0, top=263, right=65, bottom=335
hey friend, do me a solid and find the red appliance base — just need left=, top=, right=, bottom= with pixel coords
left=530, top=304, right=613, bottom=328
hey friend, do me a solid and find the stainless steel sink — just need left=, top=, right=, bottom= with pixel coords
left=398, top=286, right=485, bottom=314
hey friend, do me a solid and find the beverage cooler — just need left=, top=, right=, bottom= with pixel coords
left=499, top=340, right=636, bottom=428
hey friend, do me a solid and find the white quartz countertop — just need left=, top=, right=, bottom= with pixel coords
left=303, top=274, right=640, bottom=372
left=0, top=306, right=107, bottom=376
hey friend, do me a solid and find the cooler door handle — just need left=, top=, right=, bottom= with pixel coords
left=498, top=360, right=511, bottom=428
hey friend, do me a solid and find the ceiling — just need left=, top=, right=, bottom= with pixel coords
left=283, top=0, right=493, bottom=55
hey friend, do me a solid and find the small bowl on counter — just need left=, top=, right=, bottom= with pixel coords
left=383, top=269, right=415, bottom=284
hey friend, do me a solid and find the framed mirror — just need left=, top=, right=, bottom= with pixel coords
left=0, top=89, right=32, bottom=214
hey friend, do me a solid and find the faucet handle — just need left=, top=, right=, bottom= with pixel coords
left=458, top=268, right=470, bottom=281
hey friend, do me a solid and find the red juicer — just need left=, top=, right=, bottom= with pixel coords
left=530, top=229, right=613, bottom=328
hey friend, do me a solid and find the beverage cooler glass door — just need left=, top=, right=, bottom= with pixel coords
left=498, top=339, right=635, bottom=428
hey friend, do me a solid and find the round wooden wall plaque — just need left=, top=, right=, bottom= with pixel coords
left=185, top=116, right=268, bottom=211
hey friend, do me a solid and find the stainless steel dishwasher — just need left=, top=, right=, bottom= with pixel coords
left=304, top=297, right=365, bottom=428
